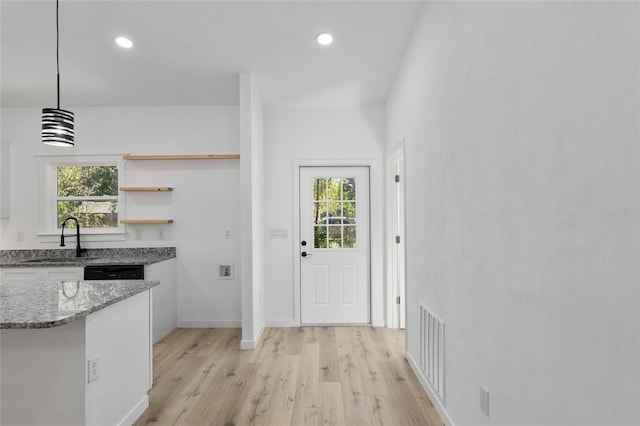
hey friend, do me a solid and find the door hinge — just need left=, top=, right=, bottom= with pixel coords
left=395, top=235, right=401, bottom=244
left=396, top=296, right=401, bottom=304
left=395, top=174, right=400, bottom=183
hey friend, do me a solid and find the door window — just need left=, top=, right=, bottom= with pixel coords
left=312, top=177, right=357, bottom=248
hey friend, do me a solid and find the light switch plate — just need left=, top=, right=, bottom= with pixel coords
left=270, top=228, right=288, bottom=238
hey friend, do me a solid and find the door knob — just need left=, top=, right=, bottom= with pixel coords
left=301, top=251, right=312, bottom=257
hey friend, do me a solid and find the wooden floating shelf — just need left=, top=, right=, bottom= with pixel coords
left=120, top=187, right=173, bottom=192
left=123, top=155, right=240, bottom=160
left=120, top=219, right=174, bottom=224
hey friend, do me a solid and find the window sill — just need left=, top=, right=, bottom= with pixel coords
left=37, top=232, right=128, bottom=244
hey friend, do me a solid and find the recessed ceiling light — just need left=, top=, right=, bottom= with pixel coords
left=316, top=33, right=333, bottom=46
left=115, top=37, right=133, bottom=48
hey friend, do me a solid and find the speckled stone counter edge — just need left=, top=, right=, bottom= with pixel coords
left=1, top=280, right=159, bottom=329
left=0, top=247, right=176, bottom=267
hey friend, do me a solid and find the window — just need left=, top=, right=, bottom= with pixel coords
left=56, top=165, right=118, bottom=228
left=38, top=155, right=125, bottom=236
left=313, top=177, right=357, bottom=249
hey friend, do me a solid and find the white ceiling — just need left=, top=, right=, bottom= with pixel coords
left=1, top=0, right=422, bottom=107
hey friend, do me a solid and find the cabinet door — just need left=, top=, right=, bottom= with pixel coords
left=42, top=267, right=83, bottom=282
left=1, top=268, right=42, bottom=284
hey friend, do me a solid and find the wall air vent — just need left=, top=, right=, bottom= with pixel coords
left=420, top=304, right=445, bottom=402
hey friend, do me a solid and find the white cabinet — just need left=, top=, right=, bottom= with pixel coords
left=1, top=267, right=83, bottom=284
left=42, top=267, right=83, bottom=282
left=145, top=258, right=177, bottom=343
left=1, top=268, right=40, bottom=283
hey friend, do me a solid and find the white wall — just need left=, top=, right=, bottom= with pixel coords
left=0, top=106, right=242, bottom=327
left=387, top=2, right=639, bottom=425
left=263, top=106, right=386, bottom=326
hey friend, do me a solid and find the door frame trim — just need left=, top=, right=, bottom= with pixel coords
left=292, top=158, right=383, bottom=327
left=386, top=147, right=406, bottom=329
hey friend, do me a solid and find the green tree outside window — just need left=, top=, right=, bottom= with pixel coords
left=56, top=165, right=118, bottom=228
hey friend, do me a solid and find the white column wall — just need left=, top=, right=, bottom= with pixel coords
left=240, top=73, right=266, bottom=349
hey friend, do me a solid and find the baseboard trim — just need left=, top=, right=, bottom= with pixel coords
left=177, top=320, right=242, bottom=328
left=264, top=320, right=298, bottom=327
left=406, top=351, right=455, bottom=426
left=241, top=325, right=265, bottom=350
left=118, top=395, right=148, bottom=426
left=240, top=339, right=255, bottom=349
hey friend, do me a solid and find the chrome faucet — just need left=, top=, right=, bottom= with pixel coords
left=60, top=216, right=84, bottom=257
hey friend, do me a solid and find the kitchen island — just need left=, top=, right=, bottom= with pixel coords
left=0, top=279, right=158, bottom=425
left=1, top=247, right=177, bottom=343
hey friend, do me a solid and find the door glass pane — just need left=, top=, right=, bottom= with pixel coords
left=343, top=226, right=357, bottom=248
left=343, top=201, right=356, bottom=224
left=314, top=226, right=327, bottom=248
left=328, top=202, right=342, bottom=223
left=342, top=178, right=356, bottom=200
left=328, top=226, right=342, bottom=248
left=314, top=178, right=327, bottom=201
left=327, top=178, right=342, bottom=200
left=314, top=202, right=328, bottom=224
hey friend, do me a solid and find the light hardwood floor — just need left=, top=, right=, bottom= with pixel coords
left=134, top=327, right=443, bottom=426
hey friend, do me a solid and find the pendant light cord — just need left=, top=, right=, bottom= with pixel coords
left=56, top=0, right=60, bottom=109
left=42, top=0, right=74, bottom=147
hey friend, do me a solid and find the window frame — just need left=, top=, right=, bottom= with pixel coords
left=37, top=155, right=127, bottom=242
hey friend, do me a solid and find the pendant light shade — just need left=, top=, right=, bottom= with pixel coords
left=42, top=108, right=74, bottom=146
left=42, top=0, right=74, bottom=147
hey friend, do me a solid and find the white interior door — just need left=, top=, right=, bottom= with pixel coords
left=299, top=166, right=370, bottom=324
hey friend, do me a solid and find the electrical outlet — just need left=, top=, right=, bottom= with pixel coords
left=158, top=229, right=165, bottom=240
left=134, top=229, right=142, bottom=240
left=17, top=231, right=23, bottom=242
left=224, top=229, right=231, bottom=239
left=480, top=385, right=490, bottom=416
left=88, top=356, right=100, bottom=383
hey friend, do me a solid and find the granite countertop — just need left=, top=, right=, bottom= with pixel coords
left=0, top=279, right=159, bottom=329
left=0, top=247, right=176, bottom=268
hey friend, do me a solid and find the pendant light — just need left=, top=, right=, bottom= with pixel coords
left=42, top=0, right=74, bottom=147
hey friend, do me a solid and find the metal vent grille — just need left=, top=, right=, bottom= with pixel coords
left=420, top=305, right=445, bottom=402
